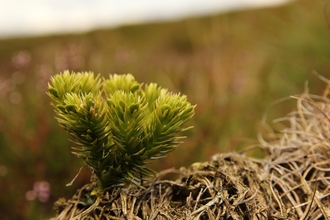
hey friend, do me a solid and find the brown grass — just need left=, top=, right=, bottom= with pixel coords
left=51, top=78, right=330, bottom=219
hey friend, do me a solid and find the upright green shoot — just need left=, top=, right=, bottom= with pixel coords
left=48, top=71, right=195, bottom=191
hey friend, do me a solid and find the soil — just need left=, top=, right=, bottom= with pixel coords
left=51, top=88, right=330, bottom=220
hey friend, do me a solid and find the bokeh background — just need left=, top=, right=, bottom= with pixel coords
left=1, top=0, right=330, bottom=219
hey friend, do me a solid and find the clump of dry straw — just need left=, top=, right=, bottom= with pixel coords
left=53, top=76, right=330, bottom=219
left=254, top=75, right=330, bottom=219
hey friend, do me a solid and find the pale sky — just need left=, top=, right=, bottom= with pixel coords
left=0, top=0, right=294, bottom=39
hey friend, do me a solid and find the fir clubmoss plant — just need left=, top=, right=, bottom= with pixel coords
left=47, top=71, right=195, bottom=191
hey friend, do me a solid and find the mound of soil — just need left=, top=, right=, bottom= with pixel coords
left=52, top=87, right=330, bottom=219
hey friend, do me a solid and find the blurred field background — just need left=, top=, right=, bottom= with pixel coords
left=1, top=0, right=330, bottom=219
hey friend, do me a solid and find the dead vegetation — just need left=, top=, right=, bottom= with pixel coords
left=52, top=79, right=330, bottom=219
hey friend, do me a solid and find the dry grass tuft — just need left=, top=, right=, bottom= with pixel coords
left=52, top=80, right=330, bottom=219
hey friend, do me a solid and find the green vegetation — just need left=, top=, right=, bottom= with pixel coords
left=0, top=0, right=329, bottom=218
left=48, top=71, right=194, bottom=190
